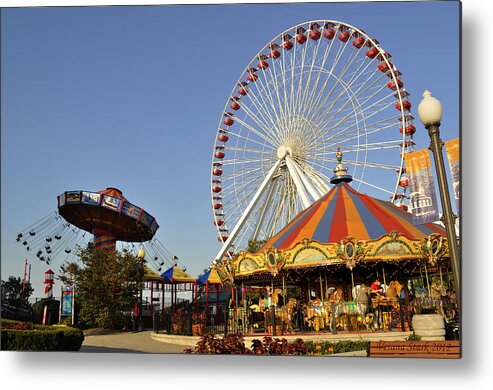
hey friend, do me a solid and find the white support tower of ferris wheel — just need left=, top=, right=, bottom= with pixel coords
left=211, top=20, right=417, bottom=262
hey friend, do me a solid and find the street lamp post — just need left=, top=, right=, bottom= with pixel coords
left=417, top=90, right=460, bottom=310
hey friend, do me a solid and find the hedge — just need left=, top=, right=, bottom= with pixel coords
left=1, top=320, right=84, bottom=351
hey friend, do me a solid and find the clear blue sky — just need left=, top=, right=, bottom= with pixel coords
left=1, top=1, right=460, bottom=298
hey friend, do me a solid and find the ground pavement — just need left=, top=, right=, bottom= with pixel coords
left=80, top=330, right=190, bottom=353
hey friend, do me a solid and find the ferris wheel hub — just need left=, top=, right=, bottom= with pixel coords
left=277, top=145, right=293, bottom=159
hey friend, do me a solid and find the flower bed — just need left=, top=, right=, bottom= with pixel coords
left=183, top=333, right=369, bottom=356
left=1, top=319, right=84, bottom=351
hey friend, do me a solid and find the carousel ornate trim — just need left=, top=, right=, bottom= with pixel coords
left=335, top=236, right=367, bottom=270
left=215, top=259, right=236, bottom=286
left=262, top=246, right=287, bottom=276
left=420, top=233, right=448, bottom=266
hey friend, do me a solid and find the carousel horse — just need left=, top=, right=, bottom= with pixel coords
left=386, top=281, right=404, bottom=301
left=303, top=299, right=323, bottom=331
left=354, top=284, right=373, bottom=331
left=410, top=281, right=455, bottom=321
left=429, top=281, right=456, bottom=322
left=277, top=298, right=298, bottom=333
left=330, top=288, right=354, bottom=331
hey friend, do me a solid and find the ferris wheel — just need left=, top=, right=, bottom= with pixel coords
left=211, top=20, right=415, bottom=261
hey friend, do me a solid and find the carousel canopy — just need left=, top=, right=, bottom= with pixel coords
left=259, top=182, right=445, bottom=252
left=196, top=268, right=222, bottom=285
left=161, top=265, right=196, bottom=283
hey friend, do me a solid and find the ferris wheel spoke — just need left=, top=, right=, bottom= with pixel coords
left=315, top=139, right=402, bottom=155
left=319, top=115, right=397, bottom=150
left=231, top=115, right=280, bottom=147
left=297, top=37, right=342, bottom=121
left=293, top=31, right=328, bottom=127
left=220, top=164, right=269, bottom=184
left=311, top=157, right=400, bottom=171
left=300, top=35, right=360, bottom=128
left=311, top=122, right=399, bottom=152
left=220, top=157, right=272, bottom=167
left=246, top=83, right=288, bottom=145
left=318, top=90, right=395, bottom=144
left=311, top=72, right=389, bottom=141
left=236, top=99, right=279, bottom=143
left=307, top=66, right=385, bottom=135
left=351, top=177, right=394, bottom=195
left=226, top=128, right=277, bottom=150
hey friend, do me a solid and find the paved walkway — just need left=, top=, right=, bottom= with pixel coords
left=80, top=331, right=189, bottom=353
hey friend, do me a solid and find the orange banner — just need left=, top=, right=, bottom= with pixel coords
left=404, top=149, right=439, bottom=225
left=445, top=138, right=460, bottom=212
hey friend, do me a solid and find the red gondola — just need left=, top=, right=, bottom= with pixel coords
left=282, top=34, right=294, bottom=50
left=296, top=27, right=307, bottom=44
left=387, top=78, right=403, bottom=90
left=309, top=23, right=321, bottom=40
left=366, top=46, right=379, bottom=59
left=399, top=176, right=409, bottom=188
left=399, top=205, right=409, bottom=211
left=223, top=112, right=234, bottom=126
left=378, top=61, right=393, bottom=73
left=213, top=219, right=224, bottom=226
left=400, top=124, right=416, bottom=135
left=218, top=130, right=229, bottom=143
left=352, top=36, right=365, bottom=49
left=212, top=179, right=222, bottom=193
left=395, top=100, right=412, bottom=112
left=269, top=43, right=281, bottom=59
left=237, top=81, right=249, bottom=96
left=213, top=162, right=223, bottom=176
left=230, top=97, right=241, bottom=111
left=215, top=146, right=225, bottom=159
left=338, top=26, right=350, bottom=42
left=323, top=22, right=336, bottom=39
left=257, top=54, right=269, bottom=70
left=247, top=68, right=258, bottom=82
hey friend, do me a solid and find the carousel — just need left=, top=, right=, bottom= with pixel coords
left=212, top=150, right=456, bottom=335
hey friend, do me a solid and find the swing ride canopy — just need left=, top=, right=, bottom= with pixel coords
left=160, top=266, right=196, bottom=283
left=57, top=187, right=159, bottom=242
left=144, top=266, right=165, bottom=282
left=196, top=268, right=223, bottom=285
left=213, top=155, right=449, bottom=283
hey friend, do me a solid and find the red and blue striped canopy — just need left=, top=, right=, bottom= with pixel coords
left=260, top=182, right=445, bottom=251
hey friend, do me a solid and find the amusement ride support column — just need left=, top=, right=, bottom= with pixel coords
left=92, top=228, right=117, bottom=251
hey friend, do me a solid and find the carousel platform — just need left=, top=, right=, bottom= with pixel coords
left=151, top=330, right=413, bottom=348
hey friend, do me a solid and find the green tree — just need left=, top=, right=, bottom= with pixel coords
left=59, top=247, right=144, bottom=329
left=1, top=276, right=34, bottom=308
left=246, top=239, right=267, bottom=253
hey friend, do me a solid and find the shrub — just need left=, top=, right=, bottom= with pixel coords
left=304, top=340, right=369, bottom=355
left=407, top=333, right=421, bottom=341
left=1, top=319, right=84, bottom=351
left=32, top=299, right=60, bottom=325
left=184, top=333, right=308, bottom=356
